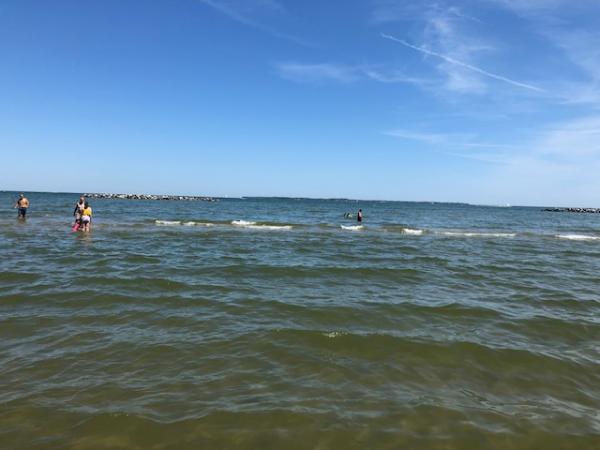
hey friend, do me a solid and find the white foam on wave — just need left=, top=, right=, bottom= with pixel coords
left=156, top=220, right=215, bottom=227
left=231, top=220, right=292, bottom=230
left=557, top=234, right=600, bottom=241
left=441, top=231, right=517, bottom=238
left=187, top=221, right=214, bottom=227
left=246, top=225, right=292, bottom=230
left=156, top=219, right=290, bottom=229
left=324, top=331, right=345, bottom=338
left=341, top=225, right=364, bottom=231
left=403, top=228, right=424, bottom=235
left=231, top=220, right=257, bottom=226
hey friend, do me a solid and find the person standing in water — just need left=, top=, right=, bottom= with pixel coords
left=357, top=209, right=363, bottom=223
left=14, top=194, right=29, bottom=219
left=73, top=195, right=85, bottom=227
left=80, top=202, right=93, bottom=232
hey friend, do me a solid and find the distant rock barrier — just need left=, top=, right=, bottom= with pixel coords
left=84, top=193, right=217, bottom=202
left=543, top=207, right=600, bottom=213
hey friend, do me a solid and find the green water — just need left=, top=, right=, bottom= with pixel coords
left=1, top=192, right=599, bottom=449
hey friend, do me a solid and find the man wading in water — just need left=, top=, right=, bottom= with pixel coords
left=357, top=209, right=363, bottom=223
left=14, top=194, right=29, bottom=219
left=73, top=196, right=85, bottom=230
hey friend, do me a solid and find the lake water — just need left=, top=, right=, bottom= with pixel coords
left=1, top=191, right=599, bottom=449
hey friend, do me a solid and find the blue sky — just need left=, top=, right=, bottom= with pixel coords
left=1, top=0, right=600, bottom=205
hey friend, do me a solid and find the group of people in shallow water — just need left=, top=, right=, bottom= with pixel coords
left=15, top=192, right=364, bottom=230
left=344, top=209, right=363, bottom=223
left=73, top=196, right=93, bottom=232
left=14, top=193, right=93, bottom=232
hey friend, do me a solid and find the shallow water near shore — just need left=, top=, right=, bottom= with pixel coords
left=1, top=192, right=599, bottom=449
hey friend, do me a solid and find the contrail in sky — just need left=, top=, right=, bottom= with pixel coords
left=381, top=33, right=545, bottom=93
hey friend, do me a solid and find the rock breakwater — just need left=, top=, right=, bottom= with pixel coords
left=544, top=207, right=600, bottom=213
left=84, top=193, right=217, bottom=202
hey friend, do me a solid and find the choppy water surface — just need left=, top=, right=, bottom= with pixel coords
left=1, top=192, right=599, bottom=449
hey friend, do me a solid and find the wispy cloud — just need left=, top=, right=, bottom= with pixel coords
left=387, top=115, right=600, bottom=177
left=371, top=1, right=483, bottom=25
left=446, top=5, right=482, bottom=24
left=275, top=63, right=360, bottom=84
left=371, top=2, right=544, bottom=95
left=369, top=1, right=416, bottom=24
left=274, top=62, right=432, bottom=87
left=485, top=0, right=579, bottom=14
left=539, top=29, right=600, bottom=105
left=199, top=0, right=279, bottom=27
left=362, top=69, right=434, bottom=87
left=534, top=115, right=600, bottom=158
left=385, top=128, right=516, bottom=153
left=198, top=0, right=311, bottom=46
left=384, top=129, right=454, bottom=145
left=381, top=33, right=545, bottom=93
left=478, top=113, right=600, bottom=206
left=486, top=0, right=600, bottom=105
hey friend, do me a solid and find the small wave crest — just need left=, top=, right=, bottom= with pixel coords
left=323, top=331, right=346, bottom=338
left=440, top=231, right=516, bottom=238
left=556, top=234, right=600, bottom=241
left=185, top=221, right=214, bottom=227
left=340, top=225, right=364, bottom=231
left=247, top=225, right=293, bottom=230
left=232, top=220, right=292, bottom=230
left=155, top=220, right=214, bottom=227
left=231, top=220, right=257, bottom=226
left=403, top=228, right=424, bottom=235
left=155, top=219, right=292, bottom=229
left=381, top=225, right=425, bottom=235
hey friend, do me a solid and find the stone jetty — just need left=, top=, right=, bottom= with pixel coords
left=84, top=193, right=217, bottom=202
left=543, top=207, right=600, bottom=213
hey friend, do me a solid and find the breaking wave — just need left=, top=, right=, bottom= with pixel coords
left=403, top=228, right=424, bottom=235
left=231, top=220, right=257, bottom=226
left=439, top=231, right=517, bottom=238
left=340, top=225, right=364, bottom=231
left=155, top=219, right=293, bottom=230
left=155, top=220, right=214, bottom=227
left=155, top=220, right=599, bottom=242
left=556, top=234, right=600, bottom=241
